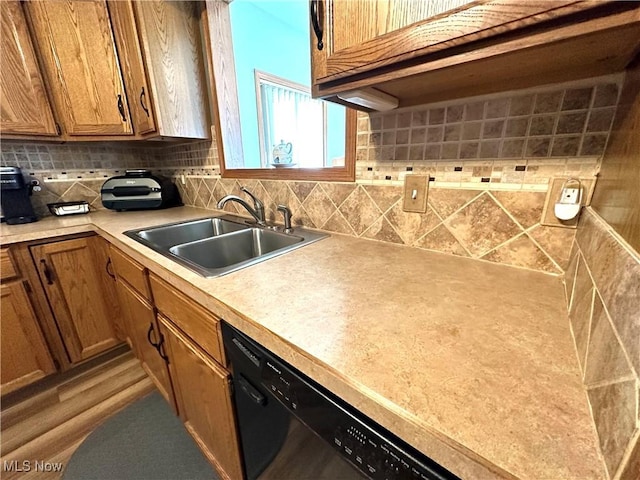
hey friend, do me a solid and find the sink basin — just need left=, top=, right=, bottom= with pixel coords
left=135, top=217, right=249, bottom=249
left=124, top=214, right=328, bottom=277
left=170, top=228, right=303, bottom=270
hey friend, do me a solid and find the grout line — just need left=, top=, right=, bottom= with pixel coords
left=523, top=224, right=565, bottom=273
left=613, top=428, right=640, bottom=480
left=585, top=374, right=638, bottom=391
left=581, top=288, right=596, bottom=382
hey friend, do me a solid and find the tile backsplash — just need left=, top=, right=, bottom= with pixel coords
left=1, top=75, right=624, bottom=274
left=565, top=208, right=640, bottom=480
left=175, top=177, right=575, bottom=275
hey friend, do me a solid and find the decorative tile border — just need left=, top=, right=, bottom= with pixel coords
left=565, top=208, right=640, bottom=480
left=174, top=176, right=575, bottom=275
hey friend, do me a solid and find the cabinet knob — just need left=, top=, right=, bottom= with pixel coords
left=310, top=0, right=324, bottom=51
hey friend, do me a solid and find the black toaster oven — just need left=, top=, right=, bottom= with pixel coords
left=101, top=170, right=181, bottom=211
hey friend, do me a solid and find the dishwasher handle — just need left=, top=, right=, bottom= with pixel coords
left=237, top=374, right=266, bottom=406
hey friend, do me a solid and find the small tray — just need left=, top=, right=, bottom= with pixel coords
left=47, top=201, right=90, bottom=216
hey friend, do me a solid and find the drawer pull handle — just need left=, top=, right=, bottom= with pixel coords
left=147, top=322, right=159, bottom=348
left=310, top=0, right=323, bottom=51
left=117, top=94, right=126, bottom=122
left=40, top=259, right=54, bottom=285
left=105, top=258, right=115, bottom=279
left=139, top=87, right=150, bottom=117
left=156, top=336, right=169, bottom=364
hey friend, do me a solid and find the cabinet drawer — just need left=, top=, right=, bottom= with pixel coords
left=1, top=248, right=19, bottom=282
left=149, top=274, right=225, bottom=366
left=110, top=247, right=151, bottom=301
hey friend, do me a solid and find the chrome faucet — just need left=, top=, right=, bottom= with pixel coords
left=216, top=186, right=266, bottom=226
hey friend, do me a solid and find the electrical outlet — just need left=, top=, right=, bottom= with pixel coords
left=403, top=175, right=429, bottom=213
left=541, top=176, right=596, bottom=228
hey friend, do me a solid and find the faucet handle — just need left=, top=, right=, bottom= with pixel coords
left=277, top=205, right=293, bottom=232
left=240, top=186, right=265, bottom=223
left=240, top=186, right=263, bottom=208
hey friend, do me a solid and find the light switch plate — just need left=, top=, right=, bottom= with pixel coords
left=403, top=175, right=429, bottom=213
left=541, top=176, right=597, bottom=228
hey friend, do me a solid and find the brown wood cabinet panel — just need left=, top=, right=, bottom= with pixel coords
left=116, top=280, right=175, bottom=410
left=93, top=237, right=126, bottom=343
left=159, top=316, right=243, bottom=480
left=25, top=0, right=133, bottom=136
left=149, top=273, right=224, bottom=365
left=0, top=1, right=58, bottom=136
left=133, top=1, right=210, bottom=139
left=30, top=237, right=119, bottom=363
left=315, top=1, right=589, bottom=83
left=109, top=246, right=151, bottom=301
left=592, top=60, right=640, bottom=252
left=1, top=281, right=56, bottom=395
left=330, top=0, right=472, bottom=52
left=1, top=248, right=20, bottom=282
left=107, top=0, right=157, bottom=136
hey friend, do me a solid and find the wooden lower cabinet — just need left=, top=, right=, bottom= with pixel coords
left=159, top=316, right=244, bottom=480
left=115, top=279, right=175, bottom=410
left=30, top=236, right=120, bottom=363
left=0, top=281, right=56, bottom=395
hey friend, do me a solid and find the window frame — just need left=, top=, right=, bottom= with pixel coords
left=254, top=69, right=329, bottom=169
left=204, top=1, right=356, bottom=182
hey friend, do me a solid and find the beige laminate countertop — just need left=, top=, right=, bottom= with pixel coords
left=0, top=208, right=604, bottom=480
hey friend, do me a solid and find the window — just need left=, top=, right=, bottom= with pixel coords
left=255, top=70, right=331, bottom=169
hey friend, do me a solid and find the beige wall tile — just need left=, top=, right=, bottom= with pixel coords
left=428, top=189, right=480, bottom=219
left=570, top=255, right=595, bottom=371
left=585, top=293, right=635, bottom=386
left=444, top=193, right=522, bottom=257
left=415, top=224, right=468, bottom=257
left=576, top=210, right=640, bottom=375
left=338, top=186, right=382, bottom=235
left=481, top=233, right=560, bottom=273
left=527, top=224, right=576, bottom=270
left=362, top=217, right=404, bottom=244
left=587, top=380, right=638, bottom=478
left=491, top=191, right=545, bottom=229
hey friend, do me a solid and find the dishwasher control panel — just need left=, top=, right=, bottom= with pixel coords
left=261, top=353, right=458, bottom=480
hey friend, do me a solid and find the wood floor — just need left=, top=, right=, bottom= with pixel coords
left=0, top=348, right=154, bottom=480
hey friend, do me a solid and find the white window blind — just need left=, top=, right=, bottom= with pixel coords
left=255, top=71, right=326, bottom=168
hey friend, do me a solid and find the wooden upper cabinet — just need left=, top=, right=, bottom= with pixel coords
left=1, top=281, right=56, bottom=396
left=0, top=1, right=58, bottom=137
left=30, top=236, right=120, bottom=364
left=25, top=0, right=133, bottom=136
left=107, top=0, right=157, bottom=136
left=311, top=0, right=640, bottom=108
left=132, top=1, right=210, bottom=139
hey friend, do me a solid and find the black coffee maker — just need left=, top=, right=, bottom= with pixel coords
left=1, top=167, right=38, bottom=224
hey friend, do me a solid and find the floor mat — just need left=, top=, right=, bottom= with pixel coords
left=63, top=392, right=218, bottom=480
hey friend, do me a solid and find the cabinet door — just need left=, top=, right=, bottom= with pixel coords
left=116, top=280, right=175, bottom=409
left=159, top=317, right=243, bottom=480
left=134, top=0, right=209, bottom=139
left=1, top=282, right=56, bottom=395
left=0, top=1, right=58, bottom=136
left=25, top=0, right=133, bottom=136
left=312, top=0, right=587, bottom=83
left=93, top=237, right=126, bottom=343
left=107, top=0, right=157, bottom=136
left=30, top=237, right=120, bottom=363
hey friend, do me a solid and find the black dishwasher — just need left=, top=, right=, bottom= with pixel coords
left=221, top=321, right=460, bottom=480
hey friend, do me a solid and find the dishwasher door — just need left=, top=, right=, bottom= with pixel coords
left=222, top=323, right=364, bottom=480
left=221, top=321, right=458, bottom=480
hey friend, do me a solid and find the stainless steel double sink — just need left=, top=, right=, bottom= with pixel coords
left=124, top=214, right=328, bottom=277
